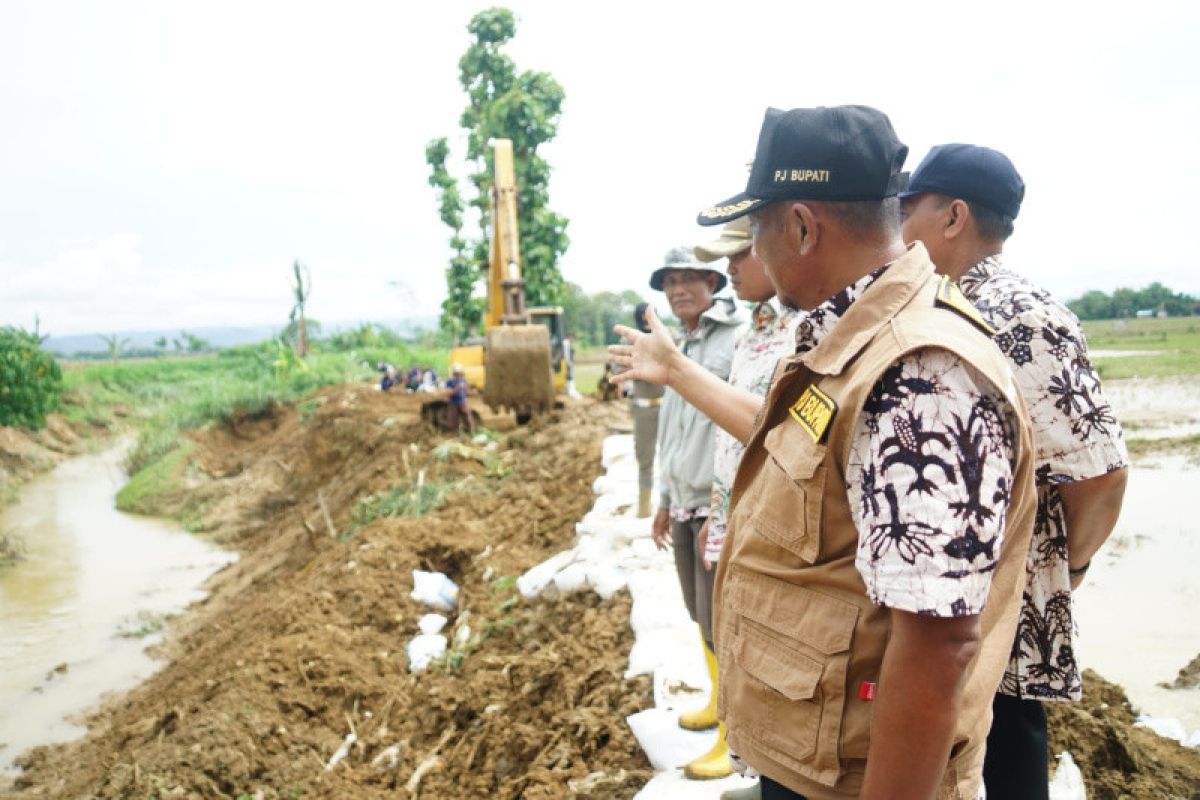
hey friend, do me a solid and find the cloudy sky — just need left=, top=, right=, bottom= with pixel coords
left=2, top=0, right=1197, bottom=337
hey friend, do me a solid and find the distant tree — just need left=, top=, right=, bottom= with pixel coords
left=175, top=331, right=209, bottom=354
left=99, top=333, right=131, bottom=365
left=561, top=282, right=646, bottom=347
left=153, top=336, right=168, bottom=353
left=287, top=261, right=313, bottom=357
left=427, top=7, right=569, bottom=341
left=1068, top=282, right=1198, bottom=320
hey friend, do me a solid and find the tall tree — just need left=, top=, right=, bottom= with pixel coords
left=426, top=7, right=569, bottom=341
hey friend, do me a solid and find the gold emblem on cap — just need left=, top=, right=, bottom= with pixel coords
left=700, top=198, right=758, bottom=219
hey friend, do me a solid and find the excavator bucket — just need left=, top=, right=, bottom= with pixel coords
left=483, top=324, right=554, bottom=414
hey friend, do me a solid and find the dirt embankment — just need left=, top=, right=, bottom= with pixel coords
left=0, top=414, right=88, bottom=506
left=4, top=387, right=652, bottom=799
left=1047, top=669, right=1200, bottom=799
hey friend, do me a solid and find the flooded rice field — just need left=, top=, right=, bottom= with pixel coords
left=0, top=445, right=234, bottom=775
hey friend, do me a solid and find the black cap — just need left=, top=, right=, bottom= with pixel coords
left=899, top=144, right=1025, bottom=220
left=697, top=105, right=908, bottom=226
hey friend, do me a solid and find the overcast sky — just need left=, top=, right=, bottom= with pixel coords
left=2, top=0, right=1197, bottom=337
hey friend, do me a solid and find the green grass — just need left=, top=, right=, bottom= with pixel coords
left=1082, top=317, right=1200, bottom=379
left=350, top=476, right=458, bottom=531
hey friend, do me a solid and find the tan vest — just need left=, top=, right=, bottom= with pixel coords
left=713, top=245, right=1036, bottom=800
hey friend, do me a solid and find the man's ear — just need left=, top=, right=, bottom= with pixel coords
left=791, top=202, right=819, bottom=256
left=705, top=272, right=720, bottom=293
left=944, top=198, right=970, bottom=241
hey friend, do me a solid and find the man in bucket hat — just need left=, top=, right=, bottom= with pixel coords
left=649, top=244, right=746, bottom=780
left=611, top=106, right=1037, bottom=799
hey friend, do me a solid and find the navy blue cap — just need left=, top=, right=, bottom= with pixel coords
left=697, top=105, right=908, bottom=226
left=899, top=144, right=1025, bottom=220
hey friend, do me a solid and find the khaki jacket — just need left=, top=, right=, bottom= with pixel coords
left=713, top=245, right=1036, bottom=799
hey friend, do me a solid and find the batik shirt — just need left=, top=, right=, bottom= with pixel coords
left=707, top=298, right=801, bottom=562
left=793, top=267, right=1022, bottom=618
left=959, top=256, right=1128, bottom=701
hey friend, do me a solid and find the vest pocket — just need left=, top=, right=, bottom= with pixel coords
left=752, top=423, right=826, bottom=563
left=723, top=569, right=860, bottom=787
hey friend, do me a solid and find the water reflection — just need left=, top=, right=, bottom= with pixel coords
left=0, top=445, right=235, bottom=773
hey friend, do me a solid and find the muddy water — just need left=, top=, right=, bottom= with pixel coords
left=1075, top=456, right=1200, bottom=733
left=0, top=445, right=234, bottom=774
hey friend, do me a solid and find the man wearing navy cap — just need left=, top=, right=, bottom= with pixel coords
left=611, top=107, right=1037, bottom=800
left=901, top=145, right=1129, bottom=800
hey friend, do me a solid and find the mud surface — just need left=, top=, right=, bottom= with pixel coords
left=1047, top=670, right=1200, bottom=799
left=3, top=388, right=651, bottom=799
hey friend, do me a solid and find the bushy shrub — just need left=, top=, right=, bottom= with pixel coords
left=0, top=327, right=63, bottom=429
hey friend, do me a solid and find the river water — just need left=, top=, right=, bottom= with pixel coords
left=0, top=445, right=235, bottom=774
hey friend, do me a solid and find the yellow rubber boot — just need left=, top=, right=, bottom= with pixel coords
left=637, top=488, right=652, bottom=518
left=684, top=721, right=733, bottom=779
left=679, top=640, right=719, bottom=731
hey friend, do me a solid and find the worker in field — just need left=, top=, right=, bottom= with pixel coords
left=648, top=247, right=746, bottom=780
left=629, top=303, right=665, bottom=516
left=899, top=144, right=1129, bottom=800
left=611, top=105, right=1037, bottom=800
left=444, top=363, right=475, bottom=435
left=675, top=214, right=803, bottom=785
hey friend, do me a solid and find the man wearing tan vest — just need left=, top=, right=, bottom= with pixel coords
left=610, top=106, right=1037, bottom=799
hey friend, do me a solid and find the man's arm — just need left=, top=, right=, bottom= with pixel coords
left=609, top=305, right=762, bottom=443
left=1058, top=467, right=1128, bottom=587
left=859, top=611, right=981, bottom=800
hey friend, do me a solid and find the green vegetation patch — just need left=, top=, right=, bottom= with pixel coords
left=1125, top=433, right=1200, bottom=461
left=1083, top=318, right=1200, bottom=379
left=0, top=326, right=63, bottom=429
left=115, top=441, right=194, bottom=516
left=351, top=476, right=458, bottom=529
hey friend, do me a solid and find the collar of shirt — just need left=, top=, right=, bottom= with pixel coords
left=683, top=296, right=742, bottom=342
left=793, top=265, right=890, bottom=354
left=957, top=253, right=1005, bottom=300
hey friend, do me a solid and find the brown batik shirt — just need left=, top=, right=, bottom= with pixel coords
left=959, top=255, right=1128, bottom=701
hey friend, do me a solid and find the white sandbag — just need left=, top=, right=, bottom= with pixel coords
left=418, top=613, right=448, bottom=635
left=552, top=562, right=588, bottom=595
left=410, top=570, right=459, bottom=612
left=587, top=564, right=627, bottom=600
left=1048, top=751, right=1086, bottom=800
left=405, top=633, right=447, bottom=672
left=517, top=550, right=576, bottom=598
left=1135, top=715, right=1188, bottom=744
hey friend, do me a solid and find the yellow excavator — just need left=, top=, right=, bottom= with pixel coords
left=422, top=139, right=568, bottom=428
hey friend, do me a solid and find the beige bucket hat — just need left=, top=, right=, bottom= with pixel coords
left=693, top=215, right=752, bottom=263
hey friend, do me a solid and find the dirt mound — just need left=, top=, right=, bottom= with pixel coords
left=1047, top=669, right=1200, bottom=799
left=0, top=413, right=85, bottom=508
left=1160, top=653, right=1200, bottom=691
left=4, top=387, right=652, bottom=799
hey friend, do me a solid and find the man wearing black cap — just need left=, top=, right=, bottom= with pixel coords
left=611, top=107, right=1037, bottom=800
left=900, top=145, right=1129, bottom=800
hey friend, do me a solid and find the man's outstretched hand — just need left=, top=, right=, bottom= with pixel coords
left=609, top=305, right=680, bottom=388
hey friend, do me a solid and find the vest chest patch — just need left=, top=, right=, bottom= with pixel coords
left=788, top=385, right=837, bottom=444
left=936, top=275, right=996, bottom=336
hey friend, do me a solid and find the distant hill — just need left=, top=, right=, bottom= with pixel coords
left=43, top=316, right=439, bottom=356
